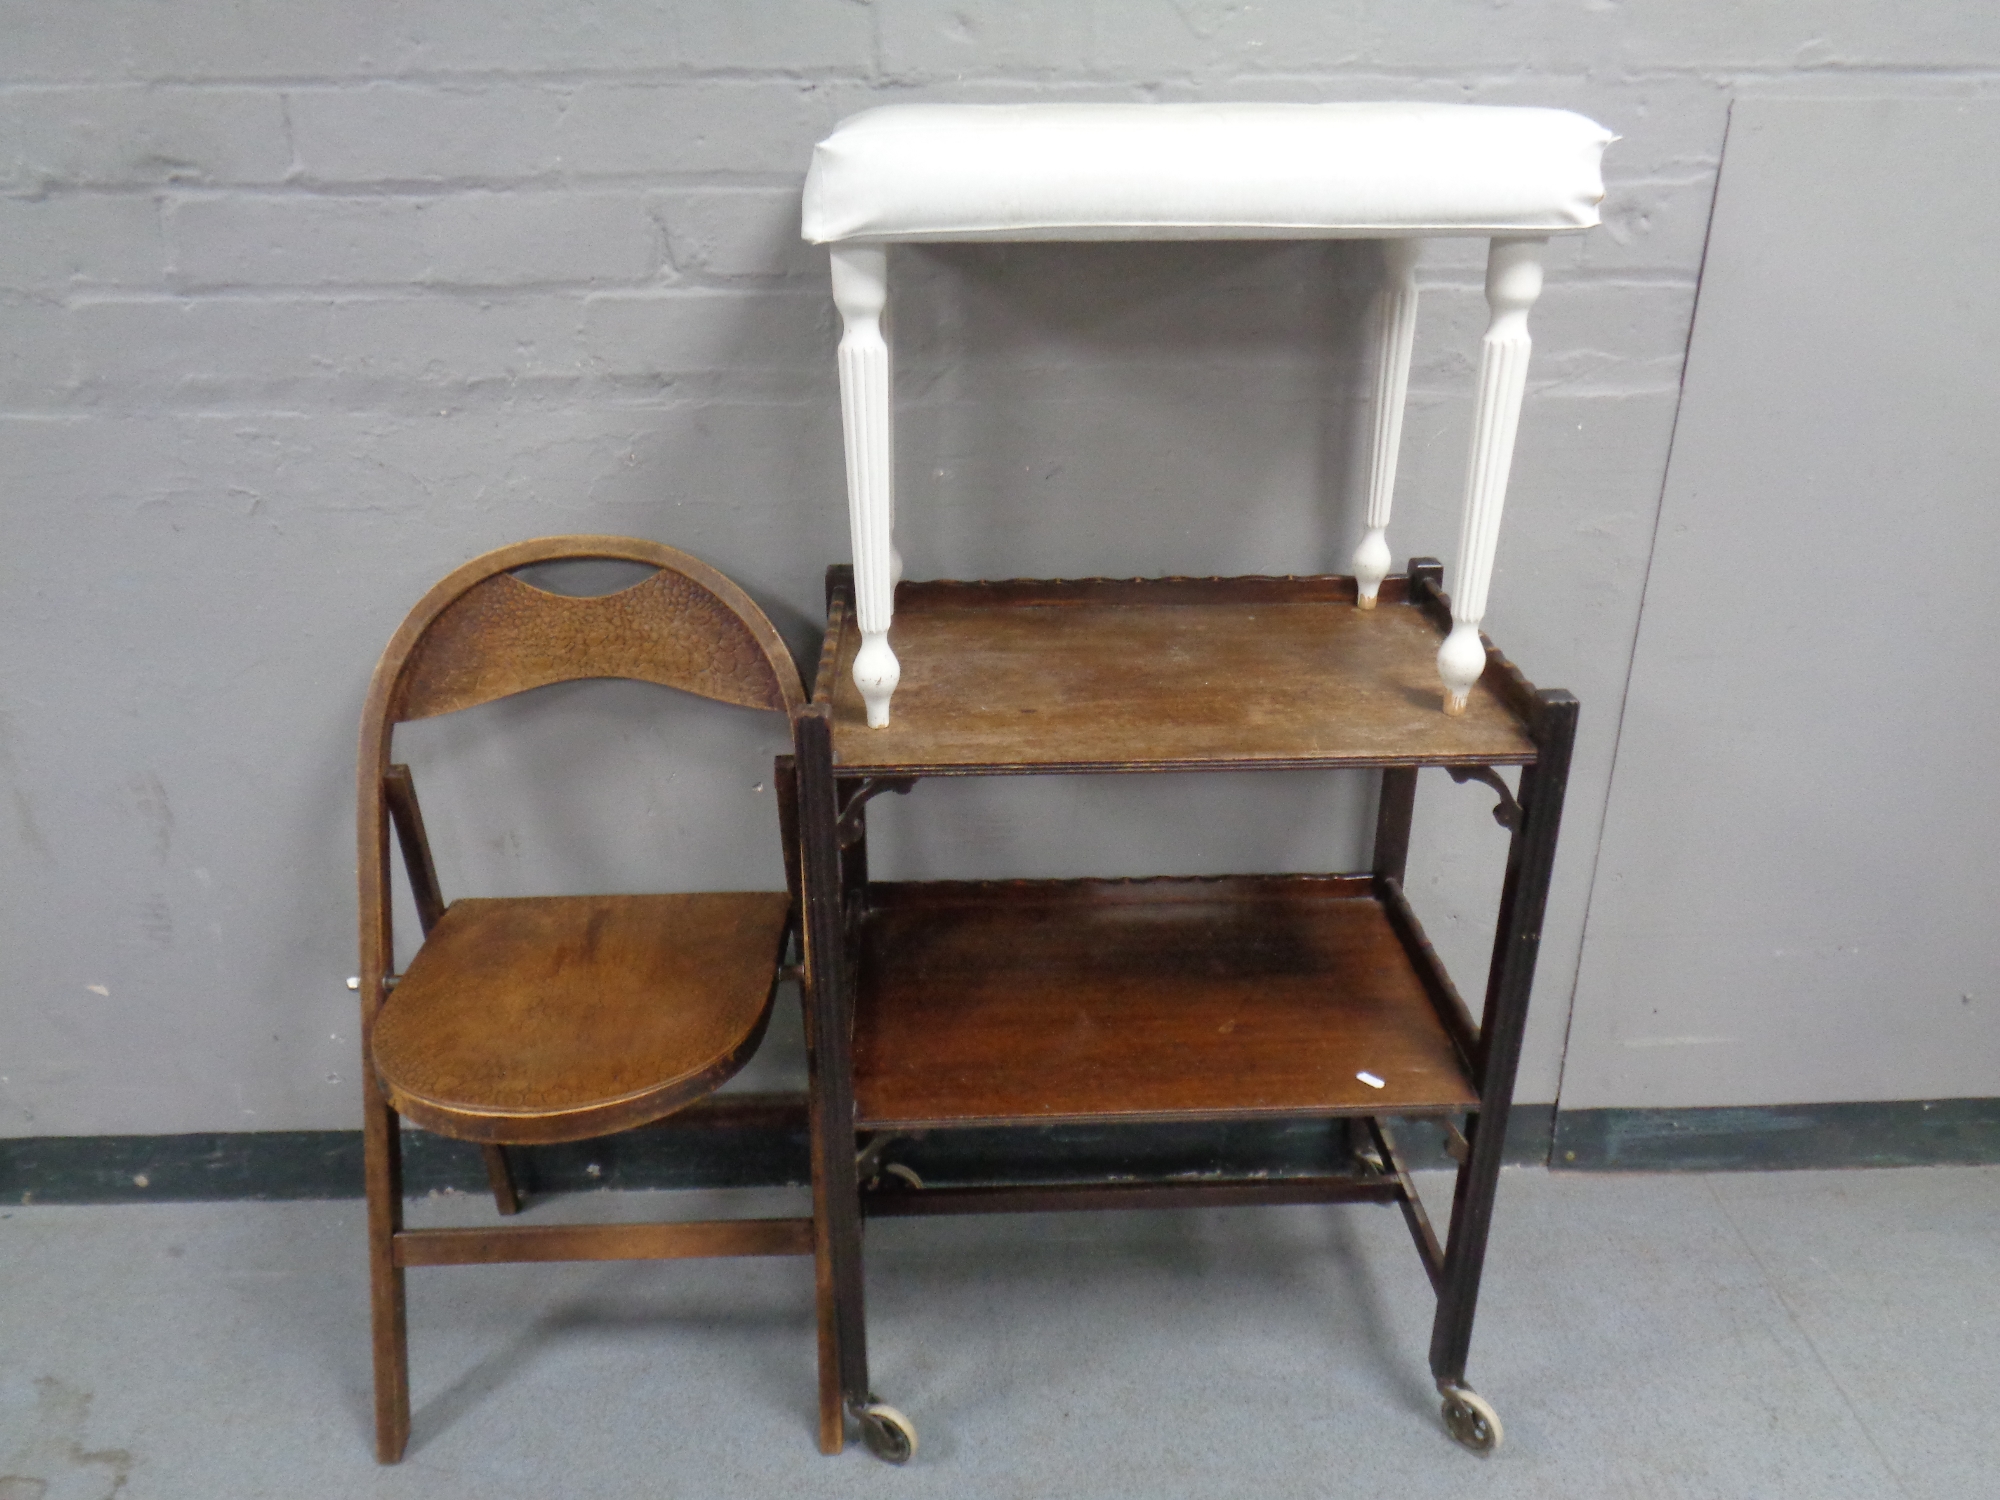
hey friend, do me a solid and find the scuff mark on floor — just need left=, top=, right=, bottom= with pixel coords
left=0, top=1375, right=134, bottom=1500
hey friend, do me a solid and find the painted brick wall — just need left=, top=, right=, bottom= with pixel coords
left=3, top=2, right=1994, bottom=1134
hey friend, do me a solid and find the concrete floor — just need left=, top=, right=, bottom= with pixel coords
left=2, top=1165, right=1994, bottom=1499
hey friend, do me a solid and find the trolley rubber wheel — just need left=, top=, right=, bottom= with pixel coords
left=858, top=1401, right=917, bottom=1464
left=1439, top=1384, right=1503, bottom=1453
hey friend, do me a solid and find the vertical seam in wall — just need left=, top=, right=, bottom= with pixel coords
left=277, top=90, right=301, bottom=182
left=1547, top=96, right=1738, bottom=1122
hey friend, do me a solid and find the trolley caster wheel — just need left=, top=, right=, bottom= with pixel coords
left=857, top=1401, right=917, bottom=1464
left=1439, top=1384, right=1502, bottom=1454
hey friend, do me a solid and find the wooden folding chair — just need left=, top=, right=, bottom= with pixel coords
left=355, top=535, right=840, bottom=1461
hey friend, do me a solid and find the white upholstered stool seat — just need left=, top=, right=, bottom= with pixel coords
left=803, top=102, right=1614, bottom=723
left=804, top=102, right=1611, bottom=243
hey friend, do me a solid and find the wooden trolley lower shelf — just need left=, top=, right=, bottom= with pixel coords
left=852, top=875, right=1479, bottom=1130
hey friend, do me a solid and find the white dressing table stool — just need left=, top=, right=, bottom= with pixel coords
left=802, top=103, right=1614, bottom=726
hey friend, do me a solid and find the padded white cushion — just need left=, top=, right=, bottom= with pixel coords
left=803, top=103, right=1613, bottom=245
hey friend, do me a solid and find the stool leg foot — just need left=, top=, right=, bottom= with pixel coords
left=1354, top=526, right=1391, bottom=609
left=854, top=631, right=900, bottom=729
left=1438, top=622, right=1486, bottom=715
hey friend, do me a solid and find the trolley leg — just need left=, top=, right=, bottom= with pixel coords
left=1373, top=765, right=1418, bottom=886
left=796, top=708, right=874, bottom=1443
left=837, top=782, right=870, bottom=895
left=778, top=754, right=845, bottom=1453
left=1428, top=691, right=1576, bottom=1391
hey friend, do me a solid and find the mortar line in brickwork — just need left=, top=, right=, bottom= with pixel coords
left=0, top=67, right=884, bottom=90
left=59, top=284, right=826, bottom=305
left=1111, top=64, right=2000, bottom=84
left=32, top=174, right=810, bottom=198
left=1394, top=275, right=1699, bottom=293
left=11, top=62, right=2000, bottom=90
left=15, top=172, right=1710, bottom=198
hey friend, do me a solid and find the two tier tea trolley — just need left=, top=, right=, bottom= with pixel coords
left=792, top=101, right=1610, bottom=1460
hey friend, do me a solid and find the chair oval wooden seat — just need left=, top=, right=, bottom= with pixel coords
left=370, top=891, right=792, bottom=1144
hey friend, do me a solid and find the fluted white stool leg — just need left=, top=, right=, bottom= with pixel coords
left=883, top=289, right=903, bottom=590
left=831, top=244, right=900, bottom=727
left=1353, top=238, right=1420, bottom=608
left=1438, top=236, right=1544, bottom=714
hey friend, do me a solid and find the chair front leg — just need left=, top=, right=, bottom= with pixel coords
left=363, top=1070, right=411, bottom=1463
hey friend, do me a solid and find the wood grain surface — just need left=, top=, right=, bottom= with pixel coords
left=353, top=536, right=829, bottom=1464
left=861, top=1177, right=1404, bottom=1216
left=852, top=876, right=1479, bottom=1128
left=394, top=1218, right=813, bottom=1266
left=370, top=892, right=790, bottom=1144
left=398, top=567, right=791, bottom=721
left=826, top=577, right=1536, bottom=773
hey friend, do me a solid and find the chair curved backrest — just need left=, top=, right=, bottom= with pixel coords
left=366, top=534, right=804, bottom=733
left=358, top=535, right=805, bottom=1022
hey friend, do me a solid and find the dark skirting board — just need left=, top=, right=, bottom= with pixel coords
left=23, top=1101, right=2000, bottom=1202
left=1552, top=1099, right=2000, bottom=1172
left=3, top=1111, right=1560, bottom=1205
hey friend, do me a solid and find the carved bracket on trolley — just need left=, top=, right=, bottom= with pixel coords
left=1445, top=764, right=1520, bottom=831
left=836, top=776, right=917, bottom=847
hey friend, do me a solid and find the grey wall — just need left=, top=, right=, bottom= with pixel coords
left=2, top=3, right=1995, bottom=1137
left=1560, top=97, right=2000, bottom=1109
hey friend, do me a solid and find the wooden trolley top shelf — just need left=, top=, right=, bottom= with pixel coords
left=852, top=875, right=1480, bottom=1131
left=823, top=573, right=1539, bottom=775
